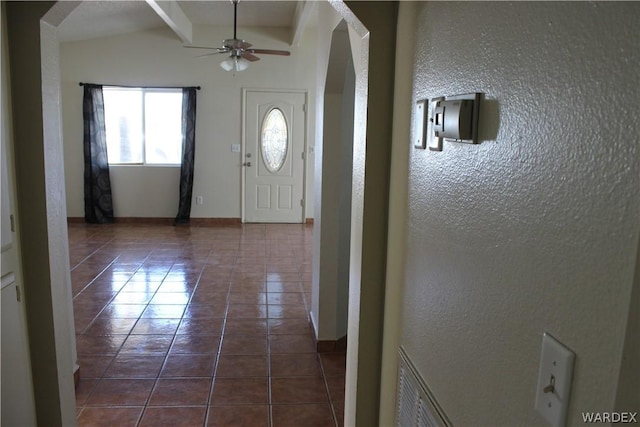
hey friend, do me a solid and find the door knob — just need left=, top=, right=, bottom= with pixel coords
left=243, top=162, right=252, bottom=167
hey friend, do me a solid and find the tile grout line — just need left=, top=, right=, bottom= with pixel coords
left=134, top=247, right=205, bottom=427
left=202, top=232, right=238, bottom=427
left=262, top=234, right=275, bottom=427
left=78, top=239, right=164, bottom=420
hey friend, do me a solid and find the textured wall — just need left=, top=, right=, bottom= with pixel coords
left=401, top=2, right=640, bottom=425
left=341, top=2, right=397, bottom=425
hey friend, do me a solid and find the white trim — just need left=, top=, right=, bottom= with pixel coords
left=108, top=164, right=181, bottom=168
left=241, top=88, right=248, bottom=222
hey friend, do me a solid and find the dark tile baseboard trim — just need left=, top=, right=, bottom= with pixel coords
left=73, top=367, right=80, bottom=389
left=317, top=335, right=347, bottom=353
left=188, top=218, right=242, bottom=226
left=67, top=217, right=242, bottom=226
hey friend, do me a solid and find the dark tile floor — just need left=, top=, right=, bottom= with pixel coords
left=70, top=223, right=345, bottom=427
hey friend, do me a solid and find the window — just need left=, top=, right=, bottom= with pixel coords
left=103, top=87, right=183, bottom=165
left=260, top=108, right=288, bottom=173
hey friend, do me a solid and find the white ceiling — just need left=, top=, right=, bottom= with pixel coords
left=182, top=1, right=298, bottom=26
left=57, top=1, right=303, bottom=43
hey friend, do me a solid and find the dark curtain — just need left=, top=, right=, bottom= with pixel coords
left=83, top=84, right=114, bottom=224
left=174, top=87, right=198, bottom=225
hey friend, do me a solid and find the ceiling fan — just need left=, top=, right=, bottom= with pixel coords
left=185, top=0, right=290, bottom=72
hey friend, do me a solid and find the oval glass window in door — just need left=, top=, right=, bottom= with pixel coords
left=260, top=108, right=288, bottom=173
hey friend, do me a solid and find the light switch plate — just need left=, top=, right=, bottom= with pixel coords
left=427, top=97, right=444, bottom=151
left=414, top=100, right=427, bottom=149
left=535, top=333, right=576, bottom=427
left=231, top=144, right=241, bottom=153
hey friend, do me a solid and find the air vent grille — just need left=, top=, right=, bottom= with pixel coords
left=397, top=346, right=451, bottom=427
left=398, top=365, right=420, bottom=426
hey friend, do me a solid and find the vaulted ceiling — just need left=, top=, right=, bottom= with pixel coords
left=57, top=0, right=317, bottom=46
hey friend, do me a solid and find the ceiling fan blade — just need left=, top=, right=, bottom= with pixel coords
left=184, top=45, right=223, bottom=50
left=249, top=49, right=291, bottom=56
left=241, top=52, right=261, bottom=62
left=195, top=52, right=226, bottom=58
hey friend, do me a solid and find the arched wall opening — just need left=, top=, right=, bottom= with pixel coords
left=5, top=2, right=81, bottom=425
left=5, top=2, right=398, bottom=426
left=311, top=20, right=355, bottom=349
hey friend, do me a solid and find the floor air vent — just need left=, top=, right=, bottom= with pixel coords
left=397, top=346, right=451, bottom=427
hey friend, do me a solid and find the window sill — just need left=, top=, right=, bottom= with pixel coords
left=108, top=164, right=181, bottom=168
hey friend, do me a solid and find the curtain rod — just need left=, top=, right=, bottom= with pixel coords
left=79, top=82, right=201, bottom=90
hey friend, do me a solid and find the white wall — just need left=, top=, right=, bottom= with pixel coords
left=334, top=2, right=398, bottom=424
left=378, top=2, right=416, bottom=423
left=61, top=24, right=317, bottom=219
left=4, top=2, right=80, bottom=424
left=336, top=57, right=354, bottom=338
left=310, top=2, right=343, bottom=334
left=401, top=2, right=640, bottom=425
left=311, top=25, right=354, bottom=343
left=312, top=93, right=341, bottom=338
left=41, top=15, right=79, bottom=425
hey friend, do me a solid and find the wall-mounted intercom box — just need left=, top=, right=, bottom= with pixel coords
left=415, top=93, right=481, bottom=151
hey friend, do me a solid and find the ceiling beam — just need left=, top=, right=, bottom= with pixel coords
left=145, top=0, right=193, bottom=44
left=290, top=1, right=315, bottom=47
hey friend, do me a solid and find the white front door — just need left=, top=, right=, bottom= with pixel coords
left=243, top=90, right=306, bottom=223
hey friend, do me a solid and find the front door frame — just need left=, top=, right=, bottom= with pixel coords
left=241, top=88, right=308, bottom=223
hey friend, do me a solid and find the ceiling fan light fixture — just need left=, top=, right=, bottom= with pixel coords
left=220, top=56, right=249, bottom=72
left=235, top=57, right=249, bottom=71
left=220, top=57, right=235, bottom=71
